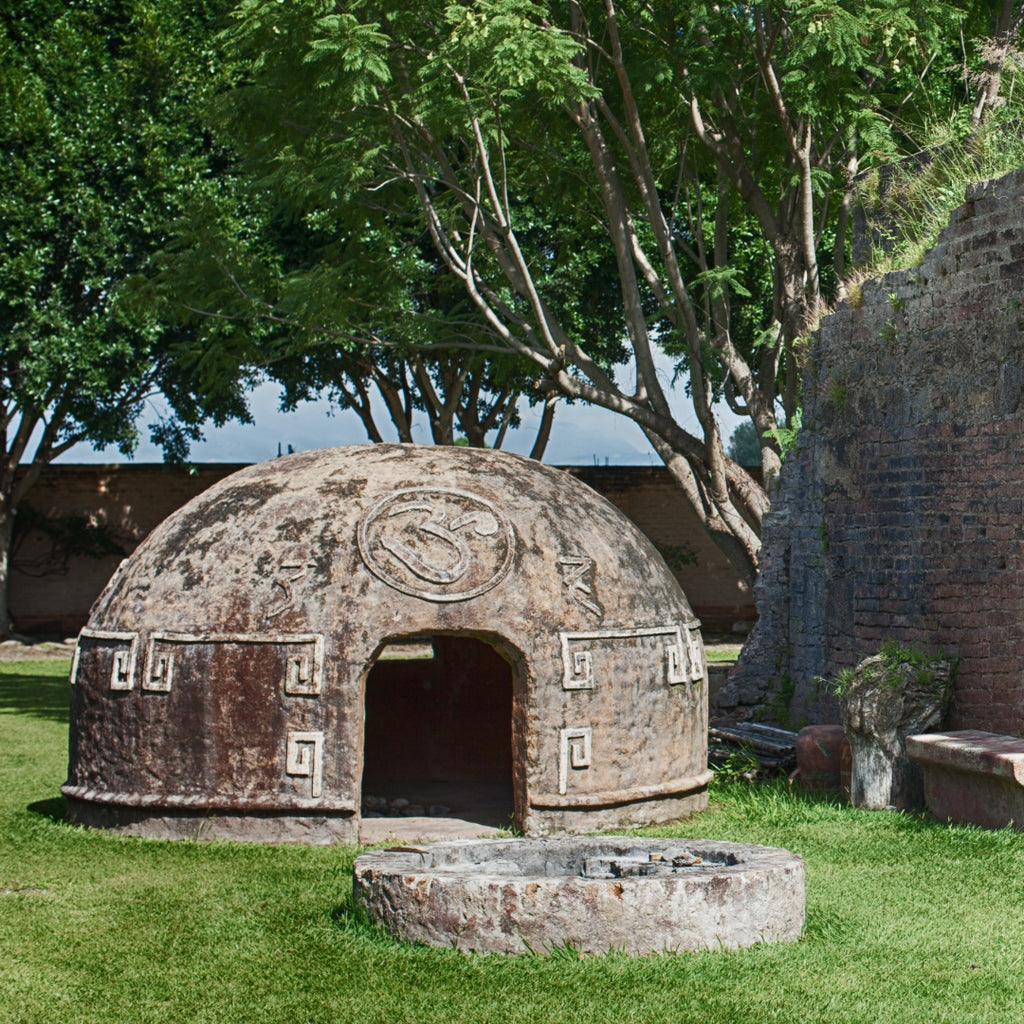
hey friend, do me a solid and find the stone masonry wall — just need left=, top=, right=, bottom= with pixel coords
left=723, top=169, right=1024, bottom=734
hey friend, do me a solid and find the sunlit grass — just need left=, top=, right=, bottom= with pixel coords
left=704, top=646, right=742, bottom=663
left=852, top=108, right=1024, bottom=284
left=2, top=660, right=1022, bottom=1023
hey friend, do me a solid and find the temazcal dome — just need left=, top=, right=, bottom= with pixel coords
left=64, top=445, right=709, bottom=842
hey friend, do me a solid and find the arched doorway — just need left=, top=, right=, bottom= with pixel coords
left=360, top=635, right=517, bottom=832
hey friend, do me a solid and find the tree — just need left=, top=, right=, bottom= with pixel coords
left=969, top=1, right=1024, bottom=129
left=148, top=46, right=634, bottom=458
left=208, top=0, right=973, bottom=586
left=150, top=180, right=576, bottom=455
left=727, top=422, right=762, bottom=468
left=0, top=0, right=240, bottom=636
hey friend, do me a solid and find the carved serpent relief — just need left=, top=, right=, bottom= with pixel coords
left=357, top=487, right=516, bottom=602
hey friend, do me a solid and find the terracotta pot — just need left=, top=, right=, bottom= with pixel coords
left=796, top=725, right=850, bottom=796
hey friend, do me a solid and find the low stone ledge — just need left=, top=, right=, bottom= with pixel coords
left=906, top=730, right=1024, bottom=831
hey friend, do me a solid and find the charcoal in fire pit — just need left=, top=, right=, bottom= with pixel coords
left=583, top=856, right=660, bottom=878
left=664, top=847, right=704, bottom=866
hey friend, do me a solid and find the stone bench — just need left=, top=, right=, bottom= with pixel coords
left=905, top=730, right=1024, bottom=831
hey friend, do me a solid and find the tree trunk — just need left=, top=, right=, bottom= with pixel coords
left=528, top=395, right=557, bottom=460
left=0, top=505, right=13, bottom=640
left=970, top=0, right=1022, bottom=130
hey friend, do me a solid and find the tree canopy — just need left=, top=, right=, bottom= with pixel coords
left=192, top=0, right=980, bottom=584
left=0, top=0, right=240, bottom=633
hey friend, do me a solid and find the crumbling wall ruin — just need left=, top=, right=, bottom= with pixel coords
left=721, top=169, right=1024, bottom=734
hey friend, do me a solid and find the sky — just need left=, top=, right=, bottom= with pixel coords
left=54, top=354, right=746, bottom=468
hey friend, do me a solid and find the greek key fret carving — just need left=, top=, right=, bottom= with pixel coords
left=284, top=647, right=323, bottom=695
left=560, top=624, right=703, bottom=690
left=665, top=625, right=703, bottom=684
left=286, top=730, right=324, bottom=798
left=666, top=643, right=687, bottom=685
left=75, top=629, right=140, bottom=691
left=145, top=650, right=174, bottom=692
left=568, top=649, right=594, bottom=689
left=558, top=727, right=592, bottom=795
left=144, top=632, right=324, bottom=697
left=677, top=626, right=704, bottom=683
left=111, top=649, right=134, bottom=690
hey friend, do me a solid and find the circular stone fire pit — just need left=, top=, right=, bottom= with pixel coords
left=353, top=836, right=804, bottom=954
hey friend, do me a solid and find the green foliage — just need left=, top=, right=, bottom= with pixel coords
left=761, top=409, right=804, bottom=462
left=727, top=421, right=763, bottom=466
left=854, top=102, right=1024, bottom=278
left=823, top=640, right=948, bottom=697
left=877, top=639, right=953, bottom=691
left=157, top=0, right=989, bottom=583
left=825, top=666, right=860, bottom=698
left=878, top=638, right=936, bottom=671
left=653, top=541, right=699, bottom=570
left=704, top=646, right=743, bottom=664
left=0, top=0, right=249, bottom=634
left=768, top=670, right=800, bottom=727
left=709, top=743, right=761, bottom=785
left=827, top=378, right=849, bottom=412
left=143, top=0, right=618, bottom=449
left=0, top=1, right=242, bottom=467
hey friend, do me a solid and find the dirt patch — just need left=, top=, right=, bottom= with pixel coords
left=0, top=638, right=76, bottom=662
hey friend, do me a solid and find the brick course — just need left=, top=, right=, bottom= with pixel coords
left=725, top=169, right=1024, bottom=733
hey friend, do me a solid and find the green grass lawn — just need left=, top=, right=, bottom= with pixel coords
left=2, top=660, right=1023, bottom=1024
left=703, top=646, right=742, bottom=664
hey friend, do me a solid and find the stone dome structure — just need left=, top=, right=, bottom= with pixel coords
left=64, top=444, right=709, bottom=842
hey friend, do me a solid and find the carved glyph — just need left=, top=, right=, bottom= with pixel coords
left=357, top=487, right=515, bottom=602
left=267, top=560, right=317, bottom=619
left=286, top=730, right=324, bottom=798
left=558, top=727, right=593, bottom=795
left=557, top=555, right=603, bottom=618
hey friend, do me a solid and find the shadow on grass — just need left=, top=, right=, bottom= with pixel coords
left=330, top=901, right=390, bottom=943
left=0, top=668, right=71, bottom=723
left=27, top=796, right=68, bottom=824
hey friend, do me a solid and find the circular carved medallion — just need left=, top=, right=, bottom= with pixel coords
left=357, top=488, right=516, bottom=602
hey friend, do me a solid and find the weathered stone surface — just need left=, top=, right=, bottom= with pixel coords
left=353, top=837, right=805, bottom=955
left=725, top=168, right=1024, bottom=735
left=907, top=729, right=1024, bottom=830
left=839, top=654, right=954, bottom=810
left=64, top=444, right=709, bottom=842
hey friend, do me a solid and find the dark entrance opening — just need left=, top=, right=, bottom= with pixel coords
left=361, top=635, right=515, bottom=830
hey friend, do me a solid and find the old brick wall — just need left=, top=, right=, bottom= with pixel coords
left=724, top=169, right=1024, bottom=734
left=10, top=464, right=244, bottom=635
left=11, top=461, right=754, bottom=636
left=564, top=467, right=755, bottom=632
